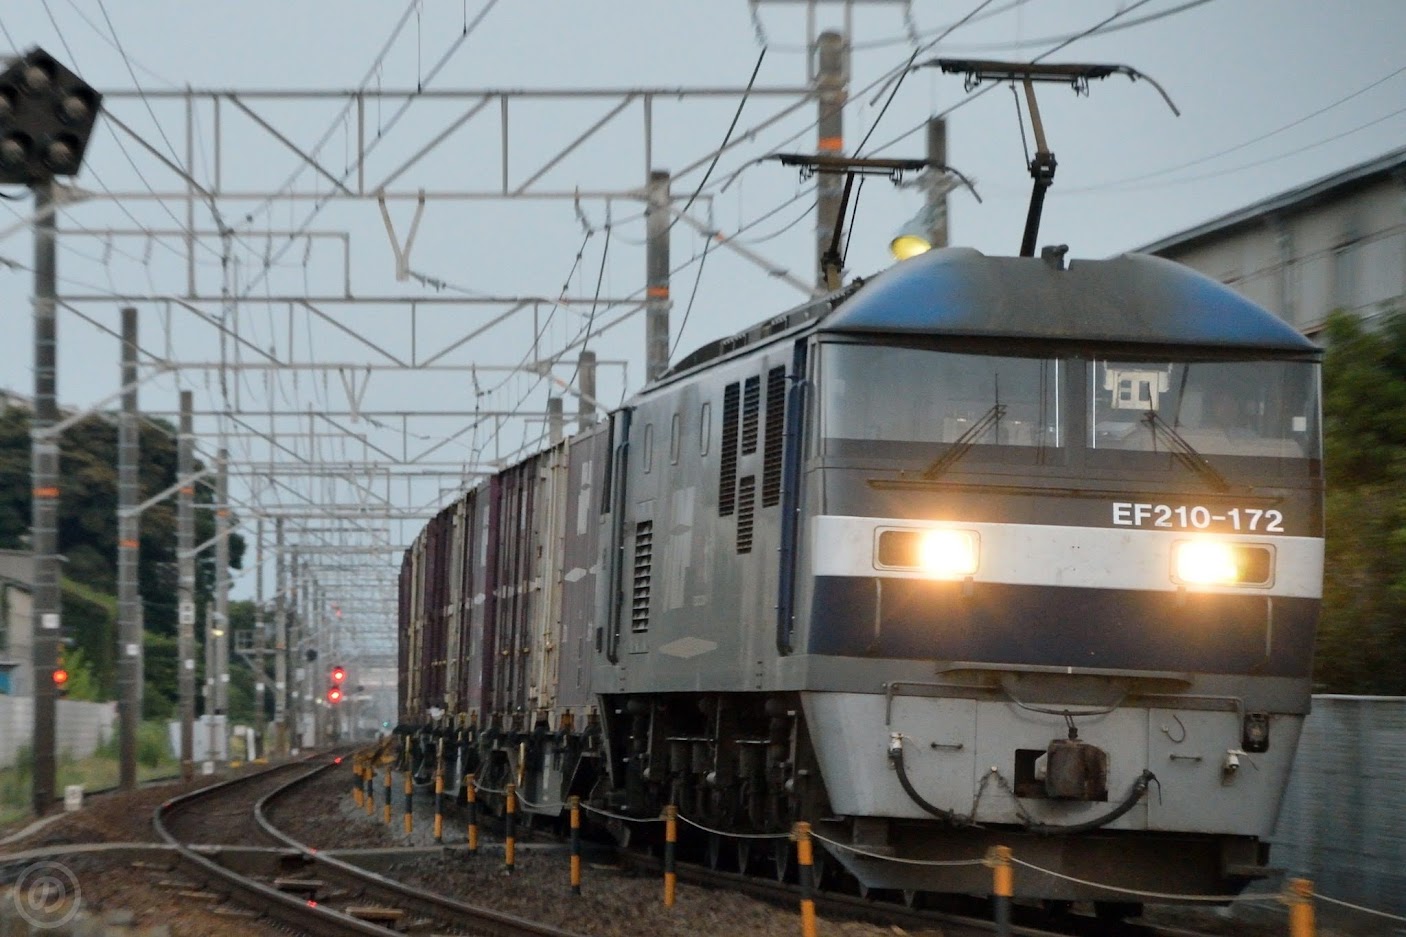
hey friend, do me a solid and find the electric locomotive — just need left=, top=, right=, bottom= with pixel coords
left=399, top=243, right=1322, bottom=905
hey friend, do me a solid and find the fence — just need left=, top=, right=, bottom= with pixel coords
left=0, top=696, right=117, bottom=768
left=1271, top=695, right=1406, bottom=915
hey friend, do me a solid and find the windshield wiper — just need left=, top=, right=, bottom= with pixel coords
left=1141, top=410, right=1230, bottom=492
left=923, top=404, right=1006, bottom=480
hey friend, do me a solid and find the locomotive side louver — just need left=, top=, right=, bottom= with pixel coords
left=737, top=476, right=756, bottom=553
left=720, top=382, right=740, bottom=516
left=762, top=366, right=785, bottom=507
left=632, top=520, right=653, bottom=632
left=742, top=375, right=761, bottom=455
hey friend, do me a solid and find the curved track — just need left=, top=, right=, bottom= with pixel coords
left=155, top=753, right=585, bottom=937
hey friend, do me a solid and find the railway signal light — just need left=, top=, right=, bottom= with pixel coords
left=51, top=668, right=68, bottom=697
left=327, top=686, right=343, bottom=704
left=331, top=666, right=346, bottom=684
left=0, top=47, right=102, bottom=185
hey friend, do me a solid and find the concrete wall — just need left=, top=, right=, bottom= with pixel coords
left=1271, top=695, right=1406, bottom=915
left=0, top=696, right=117, bottom=769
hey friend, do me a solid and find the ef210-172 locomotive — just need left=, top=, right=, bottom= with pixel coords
left=398, top=244, right=1322, bottom=904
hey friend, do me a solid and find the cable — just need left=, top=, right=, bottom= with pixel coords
left=760, top=0, right=1032, bottom=53
left=668, top=47, right=767, bottom=235
left=1063, top=63, right=1406, bottom=191
left=668, top=232, right=712, bottom=360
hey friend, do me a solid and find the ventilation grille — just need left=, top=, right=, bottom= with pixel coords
left=736, top=476, right=756, bottom=554
left=763, top=366, right=785, bottom=507
left=741, top=375, right=761, bottom=455
left=631, top=520, right=653, bottom=632
left=719, top=382, right=740, bottom=516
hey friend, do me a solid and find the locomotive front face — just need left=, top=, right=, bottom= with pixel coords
left=798, top=338, right=1323, bottom=896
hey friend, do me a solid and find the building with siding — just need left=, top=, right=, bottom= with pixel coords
left=1140, top=145, right=1406, bottom=336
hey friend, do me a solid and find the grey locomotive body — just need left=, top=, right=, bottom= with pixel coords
left=399, top=246, right=1323, bottom=901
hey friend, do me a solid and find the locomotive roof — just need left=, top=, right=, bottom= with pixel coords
left=821, top=247, right=1320, bottom=355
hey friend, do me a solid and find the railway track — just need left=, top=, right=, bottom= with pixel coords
left=153, top=752, right=587, bottom=936
left=616, top=839, right=1223, bottom=937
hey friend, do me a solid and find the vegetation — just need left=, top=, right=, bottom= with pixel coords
left=0, top=406, right=245, bottom=714
left=1316, top=308, right=1406, bottom=693
left=0, top=723, right=180, bottom=826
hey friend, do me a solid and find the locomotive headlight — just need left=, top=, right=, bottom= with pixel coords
left=1171, top=540, right=1274, bottom=587
left=876, top=528, right=979, bottom=577
left=918, top=529, right=979, bottom=577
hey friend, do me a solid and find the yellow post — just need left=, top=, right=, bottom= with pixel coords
left=352, top=759, right=364, bottom=808
left=663, top=805, right=678, bottom=907
left=433, top=770, right=445, bottom=843
left=1287, top=878, right=1315, bottom=937
left=403, top=766, right=414, bottom=835
left=505, top=783, right=517, bottom=873
left=383, top=764, right=392, bottom=825
left=568, top=795, right=582, bottom=895
left=363, top=763, right=374, bottom=817
left=795, top=821, right=817, bottom=937
left=988, top=845, right=1013, bottom=936
left=466, top=772, right=479, bottom=853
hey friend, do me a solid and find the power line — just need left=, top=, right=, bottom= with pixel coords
left=1062, top=63, right=1406, bottom=192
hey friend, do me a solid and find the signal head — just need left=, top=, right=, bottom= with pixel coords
left=330, top=666, right=346, bottom=684
left=327, top=686, right=343, bottom=704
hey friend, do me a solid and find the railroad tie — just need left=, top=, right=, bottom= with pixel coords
left=272, top=876, right=326, bottom=897
left=347, top=905, right=406, bottom=924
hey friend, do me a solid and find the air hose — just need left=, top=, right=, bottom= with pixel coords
left=888, top=734, right=1158, bottom=836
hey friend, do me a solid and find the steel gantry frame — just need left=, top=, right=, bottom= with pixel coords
left=22, top=7, right=882, bottom=756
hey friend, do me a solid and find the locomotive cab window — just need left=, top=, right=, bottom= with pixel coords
left=1090, top=358, right=1320, bottom=460
left=818, top=343, right=1061, bottom=457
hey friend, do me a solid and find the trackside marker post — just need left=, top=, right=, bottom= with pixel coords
left=466, top=773, right=479, bottom=853
left=663, top=805, right=678, bottom=907
left=433, top=741, right=445, bottom=844
left=403, top=764, right=414, bottom=836
left=568, top=795, right=582, bottom=895
left=383, top=764, right=393, bottom=825
left=988, top=845, right=1013, bottom=937
left=505, top=784, right=517, bottom=874
left=1287, top=878, right=1315, bottom=937
left=352, top=758, right=363, bottom=808
left=363, top=764, right=374, bottom=816
left=795, top=821, right=816, bottom=937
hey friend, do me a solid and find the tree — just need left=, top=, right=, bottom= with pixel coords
left=1316, top=308, right=1406, bottom=693
left=0, top=406, right=245, bottom=710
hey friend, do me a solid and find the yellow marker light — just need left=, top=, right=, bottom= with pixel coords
left=889, top=232, right=933, bottom=261
left=917, top=529, right=979, bottom=577
left=1173, top=540, right=1239, bottom=585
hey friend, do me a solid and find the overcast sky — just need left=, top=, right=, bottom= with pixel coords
left=1, top=0, right=1403, bottom=626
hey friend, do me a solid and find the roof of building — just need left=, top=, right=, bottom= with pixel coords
left=1137, top=144, right=1406, bottom=256
left=819, top=247, right=1319, bottom=354
left=0, top=550, right=33, bottom=589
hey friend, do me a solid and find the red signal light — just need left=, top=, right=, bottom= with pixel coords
left=51, top=668, right=69, bottom=686
left=330, top=666, right=346, bottom=684
left=327, top=686, right=343, bottom=704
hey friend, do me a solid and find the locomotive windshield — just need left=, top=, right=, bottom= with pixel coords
left=819, top=344, right=1060, bottom=449
left=1091, top=359, right=1320, bottom=459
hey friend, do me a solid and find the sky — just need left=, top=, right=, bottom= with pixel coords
left=0, top=0, right=1403, bottom=653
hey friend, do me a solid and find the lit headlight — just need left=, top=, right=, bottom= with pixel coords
left=877, top=528, right=979, bottom=577
left=1172, top=540, right=1274, bottom=587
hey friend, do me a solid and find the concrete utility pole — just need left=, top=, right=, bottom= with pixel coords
left=254, top=517, right=266, bottom=757
left=274, top=518, right=287, bottom=753
left=177, top=391, right=195, bottom=778
left=289, top=553, right=301, bottom=751
left=645, top=169, right=671, bottom=380
left=547, top=397, right=564, bottom=445
left=815, top=31, right=847, bottom=289
left=214, top=447, right=230, bottom=761
left=926, top=117, right=950, bottom=250
left=117, top=306, right=141, bottom=791
left=30, top=179, right=60, bottom=816
left=578, top=351, right=597, bottom=431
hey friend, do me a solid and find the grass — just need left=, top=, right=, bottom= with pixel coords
left=0, top=722, right=180, bottom=826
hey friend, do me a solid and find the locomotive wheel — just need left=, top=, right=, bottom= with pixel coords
left=706, top=833, right=724, bottom=870
left=773, top=838, right=792, bottom=882
left=736, top=841, right=753, bottom=874
left=902, top=890, right=925, bottom=910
